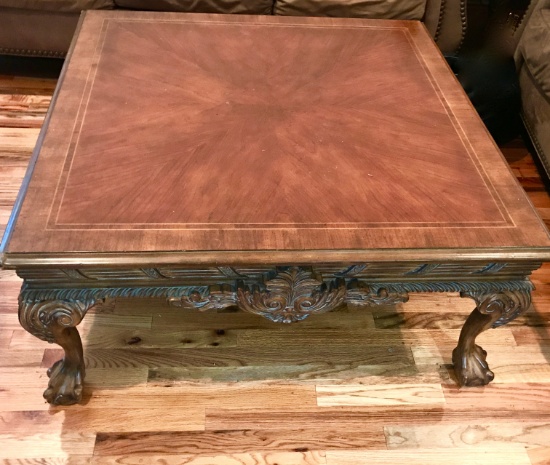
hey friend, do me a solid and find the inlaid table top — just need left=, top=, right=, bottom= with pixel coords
left=5, top=11, right=550, bottom=406
left=2, top=10, right=550, bottom=266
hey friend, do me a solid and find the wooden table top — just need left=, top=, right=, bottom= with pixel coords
left=3, top=11, right=550, bottom=266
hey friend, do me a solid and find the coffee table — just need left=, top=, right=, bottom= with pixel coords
left=2, top=11, right=550, bottom=406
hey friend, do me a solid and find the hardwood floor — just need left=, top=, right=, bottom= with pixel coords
left=2, top=73, right=550, bottom=465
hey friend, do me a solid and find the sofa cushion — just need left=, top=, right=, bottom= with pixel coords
left=518, top=7, right=550, bottom=98
left=274, top=0, right=425, bottom=20
left=0, top=0, right=114, bottom=12
left=114, top=0, right=273, bottom=14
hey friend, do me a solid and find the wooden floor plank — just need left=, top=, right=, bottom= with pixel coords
left=316, top=383, right=445, bottom=407
left=528, top=446, right=550, bottom=465
left=0, top=407, right=205, bottom=434
left=91, top=452, right=326, bottom=465
left=325, top=448, right=532, bottom=465
left=0, top=433, right=96, bottom=459
left=205, top=405, right=550, bottom=432
left=384, top=422, right=550, bottom=449
left=73, top=384, right=317, bottom=410
left=40, top=344, right=415, bottom=370
left=92, top=429, right=385, bottom=456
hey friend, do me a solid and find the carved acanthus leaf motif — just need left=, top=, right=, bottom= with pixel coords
left=169, top=284, right=237, bottom=311
left=237, top=267, right=346, bottom=323
left=460, top=289, right=531, bottom=327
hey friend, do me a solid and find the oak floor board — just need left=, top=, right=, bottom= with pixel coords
left=325, top=448, right=532, bottom=465
left=0, top=432, right=96, bottom=459
left=0, top=127, right=40, bottom=157
left=0, top=270, right=20, bottom=283
left=92, top=429, right=386, bottom=457
left=90, top=451, right=326, bottom=465
left=151, top=307, right=377, bottom=330
left=528, top=446, right=550, bottom=465
left=0, top=76, right=57, bottom=95
left=83, top=313, right=153, bottom=330
left=236, top=327, right=516, bottom=348
left=384, top=422, right=550, bottom=449
left=78, top=327, right=238, bottom=350
left=0, top=349, right=44, bottom=367
left=8, top=325, right=222, bottom=351
left=0, top=410, right=65, bottom=434
left=0, top=407, right=205, bottom=434
left=40, top=344, right=415, bottom=370
left=442, top=383, right=550, bottom=411
left=0, top=330, right=12, bottom=349
left=0, top=313, right=22, bottom=330
left=316, top=383, right=445, bottom=407
left=205, top=405, right=550, bottom=431
left=82, top=368, right=149, bottom=388
left=0, top=367, right=50, bottom=387
left=65, top=384, right=317, bottom=410
left=410, top=343, right=550, bottom=367
left=0, top=388, right=54, bottom=412
left=372, top=311, right=471, bottom=330
left=1, top=458, right=94, bottom=464
left=146, top=364, right=429, bottom=385
left=512, top=326, right=550, bottom=345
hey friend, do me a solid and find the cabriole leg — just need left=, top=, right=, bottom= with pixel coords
left=453, top=289, right=531, bottom=386
left=18, top=293, right=97, bottom=405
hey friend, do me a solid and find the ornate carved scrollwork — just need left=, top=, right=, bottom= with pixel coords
left=18, top=293, right=97, bottom=343
left=460, top=288, right=531, bottom=327
left=237, top=267, right=346, bottom=323
left=169, top=284, right=238, bottom=311
left=346, top=281, right=409, bottom=306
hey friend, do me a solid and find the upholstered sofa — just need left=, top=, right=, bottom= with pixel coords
left=0, top=0, right=466, bottom=58
left=514, top=0, right=550, bottom=180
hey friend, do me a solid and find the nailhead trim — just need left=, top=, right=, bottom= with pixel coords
left=434, top=0, right=446, bottom=42
left=0, top=47, right=66, bottom=58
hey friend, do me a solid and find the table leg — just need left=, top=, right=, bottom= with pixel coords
left=18, top=293, right=97, bottom=405
left=453, top=289, right=531, bottom=386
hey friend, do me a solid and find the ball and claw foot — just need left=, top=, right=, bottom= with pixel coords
left=43, top=359, right=84, bottom=405
left=452, top=344, right=495, bottom=387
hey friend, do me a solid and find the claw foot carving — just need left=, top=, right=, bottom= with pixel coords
left=44, top=356, right=85, bottom=405
left=452, top=344, right=494, bottom=387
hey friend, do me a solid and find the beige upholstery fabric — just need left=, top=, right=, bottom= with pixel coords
left=114, top=0, right=273, bottom=14
left=0, top=0, right=114, bottom=12
left=274, top=0, right=425, bottom=20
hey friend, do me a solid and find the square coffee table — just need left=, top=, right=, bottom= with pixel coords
left=2, top=11, right=550, bottom=405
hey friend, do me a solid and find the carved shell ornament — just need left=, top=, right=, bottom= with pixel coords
left=237, top=267, right=346, bottom=323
